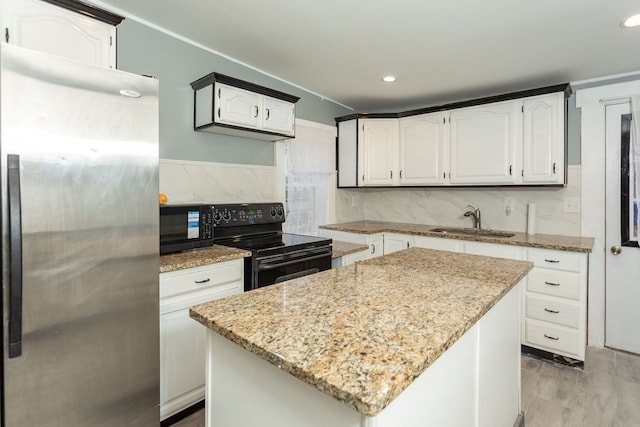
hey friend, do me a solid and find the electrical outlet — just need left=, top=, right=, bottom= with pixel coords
left=504, top=197, right=515, bottom=215
left=564, top=197, right=580, bottom=213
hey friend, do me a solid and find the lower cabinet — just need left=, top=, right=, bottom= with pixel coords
left=332, top=249, right=371, bottom=268
left=318, top=229, right=384, bottom=260
left=393, top=233, right=589, bottom=361
left=383, top=233, right=413, bottom=254
left=159, top=259, right=244, bottom=420
left=522, top=248, right=587, bottom=361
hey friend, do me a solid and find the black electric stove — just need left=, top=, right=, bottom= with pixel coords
left=212, top=203, right=332, bottom=291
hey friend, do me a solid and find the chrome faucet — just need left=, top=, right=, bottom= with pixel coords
left=464, top=205, right=482, bottom=229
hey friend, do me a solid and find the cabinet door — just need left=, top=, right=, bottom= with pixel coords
left=399, top=113, right=449, bottom=185
left=368, top=235, right=385, bottom=258
left=359, top=119, right=398, bottom=186
left=522, top=93, right=564, bottom=184
left=3, top=0, right=116, bottom=68
left=383, top=233, right=413, bottom=254
left=464, top=241, right=523, bottom=260
left=215, top=83, right=261, bottom=128
left=449, top=100, right=522, bottom=184
left=160, top=300, right=208, bottom=414
left=262, top=96, right=295, bottom=135
left=413, top=235, right=464, bottom=252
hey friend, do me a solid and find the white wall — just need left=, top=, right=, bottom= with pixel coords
left=335, top=165, right=582, bottom=236
left=577, top=80, right=640, bottom=348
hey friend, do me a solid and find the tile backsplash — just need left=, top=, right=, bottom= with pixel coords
left=159, top=159, right=277, bottom=204
left=335, top=165, right=582, bottom=236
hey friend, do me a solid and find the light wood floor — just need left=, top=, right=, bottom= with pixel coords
left=170, top=346, right=640, bottom=427
left=523, top=346, right=640, bottom=427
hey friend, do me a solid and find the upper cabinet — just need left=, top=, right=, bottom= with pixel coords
left=2, top=0, right=122, bottom=69
left=522, top=93, right=565, bottom=184
left=336, top=84, right=570, bottom=188
left=449, top=100, right=522, bottom=185
left=359, top=119, right=398, bottom=186
left=191, top=72, right=300, bottom=141
left=399, top=112, right=449, bottom=185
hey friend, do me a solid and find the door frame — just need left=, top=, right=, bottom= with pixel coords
left=577, top=79, right=640, bottom=347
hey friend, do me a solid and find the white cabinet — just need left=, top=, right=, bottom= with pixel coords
left=413, top=235, right=464, bottom=252
left=522, top=93, right=565, bottom=184
left=192, top=73, right=299, bottom=141
left=3, top=0, right=118, bottom=68
left=464, top=240, right=524, bottom=260
left=522, top=247, right=587, bottom=361
left=359, top=119, right=398, bottom=186
left=336, top=87, right=567, bottom=188
left=449, top=100, right=522, bottom=185
left=398, top=112, right=449, bottom=185
left=332, top=249, right=370, bottom=268
left=383, top=233, right=413, bottom=254
left=318, top=229, right=384, bottom=260
left=262, top=95, right=296, bottom=134
left=215, top=83, right=261, bottom=129
left=159, top=259, right=244, bottom=420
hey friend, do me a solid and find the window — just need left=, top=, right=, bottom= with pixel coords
left=284, top=121, right=336, bottom=236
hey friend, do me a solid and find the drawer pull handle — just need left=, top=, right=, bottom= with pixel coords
left=544, top=259, right=560, bottom=263
left=544, top=281, right=560, bottom=286
left=544, top=308, right=559, bottom=314
left=544, top=334, right=560, bottom=341
left=194, top=278, right=211, bottom=284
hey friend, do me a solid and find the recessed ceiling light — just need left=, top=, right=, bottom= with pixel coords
left=382, top=75, right=397, bottom=83
left=622, top=13, right=640, bottom=28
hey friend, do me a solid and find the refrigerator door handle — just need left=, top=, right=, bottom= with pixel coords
left=7, top=154, right=23, bottom=358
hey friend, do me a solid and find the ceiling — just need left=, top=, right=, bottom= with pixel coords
left=94, top=0, right=640, bottom=112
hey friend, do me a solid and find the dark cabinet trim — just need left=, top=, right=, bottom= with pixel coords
left=190, top=72, right=300, bottom=104
left=336, top=83, right=572, bottom=123
left=41, top=0, right=124, bottom=26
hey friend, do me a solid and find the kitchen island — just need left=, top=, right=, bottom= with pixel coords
left=190, top=248, right=533, bottom=427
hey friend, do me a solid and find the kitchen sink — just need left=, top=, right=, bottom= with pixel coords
left=428, top=227, right=515, bottom=238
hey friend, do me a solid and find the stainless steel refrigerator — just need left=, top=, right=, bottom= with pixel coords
left=0, top=44, right=160, bottom=425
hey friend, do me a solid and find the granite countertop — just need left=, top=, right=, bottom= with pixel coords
left=331, top=240, right=369, bottom=258
left=160, top=245, right=251, bottom=273
left=190, top=247, right=533, bottom=416
left=320, top=220, right=594, bottom=253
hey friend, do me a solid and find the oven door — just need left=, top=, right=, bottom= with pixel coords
left=251, top=246, right=331, bottom=291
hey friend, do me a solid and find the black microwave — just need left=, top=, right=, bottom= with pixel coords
left=160, top=204, right=214, bottom=254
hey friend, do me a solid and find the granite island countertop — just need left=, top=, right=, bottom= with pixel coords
left=190, top=247, right=533, bottom=416
left=320, top=220, right=594, bottom=253
left=160, top=245, right=251, bottom=273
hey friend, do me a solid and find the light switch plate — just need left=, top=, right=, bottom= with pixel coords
left=564, top=196, right=581, bottom=213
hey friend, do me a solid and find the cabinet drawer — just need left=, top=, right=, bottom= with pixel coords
left=527, top=248, right=582, bottom=272
left=526, top=294, right=579, bottom=328
left=160, top=260, right=243, bottom=299
left=524, top=319, right=580, bottom=357
left=527, top=268, right=580, bottom=300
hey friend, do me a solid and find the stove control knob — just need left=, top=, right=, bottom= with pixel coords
left=276, top=206, right=284, bottom=216
left=270, top=207, right=276, bottom=217
left=222, top=210, right=232, bottom=222
left=213, top=210, right=222, bottom=223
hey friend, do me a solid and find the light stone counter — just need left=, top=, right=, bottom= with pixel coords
left=160, top=245, right=250, bottom=273
left=190, top=247, right=533, bottom=417
left=320, top=220, right=594, bottom=253
left=331, top=240, right=369, bottom=259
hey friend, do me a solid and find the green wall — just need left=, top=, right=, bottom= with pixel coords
left=116, top=19, right=351, bottom=166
